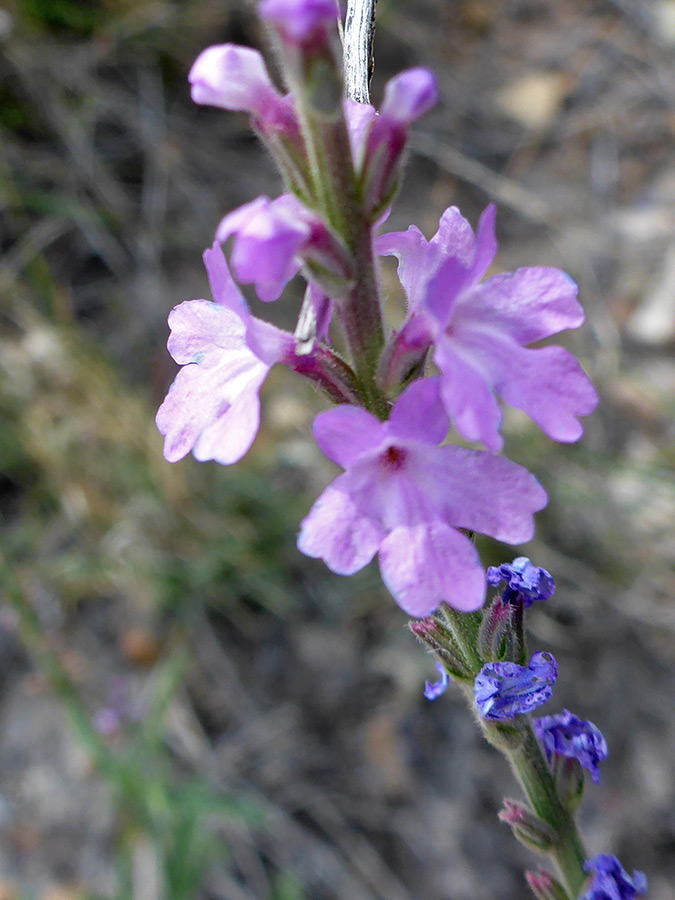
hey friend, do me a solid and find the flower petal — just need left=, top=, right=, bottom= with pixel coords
left=192, top=372, right=265, bottom=464
left=378, top=521, right=486, bottom=616
left=387, top=377, right=449, bottom=445
left=486, top=338, right=599, bottom=443
left=431, top=206, right=477, bottom=266
left=312, top=405, right=382, bottom=468
left=458, top=266, right=584, bottom=344
left=467, top=203, right=497, bottom=283
left=434, top=338, right=503, bottom=451
left=203, top=242, right=249, bottom=318
left=189, top=44, right=278, bottom=113
left=156, top=351, right=267, bottom=464
left=474, top=651, right=558, bottom=719
left=417, top=445, right=547, bottom=544
left=166, top=300, right=247, bottom=367
left=380, top=68, right=438, bottom=124
left=376, top=225, right=432, bottom=307
left=298, top=476, right=384, bottom=574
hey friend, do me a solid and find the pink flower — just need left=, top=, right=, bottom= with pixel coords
left=377, top=205, right=598, bottom=451
left=189, top=44, right=298, bottom=135
left=216, top=194, right=353, bottom=302
left=259, top=0, right=338, bottom=43
left=298, top=379, right=547, bottom=616
left=359, top=68, right=438, bottom=216
left=156, top=243, right=293, bottom=465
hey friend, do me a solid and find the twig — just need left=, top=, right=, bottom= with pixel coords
left=344, top=0, right=377, bottom=103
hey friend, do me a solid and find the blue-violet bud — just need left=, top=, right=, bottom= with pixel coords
left=487, top=556, right=555, bottom=607
left=424, top=661, right=450, bottom=700
left=580, top=855, right=648, bottom=900
left=474, top=651, right=558, bottom=720
left=534, top=708, right=608, bottom=784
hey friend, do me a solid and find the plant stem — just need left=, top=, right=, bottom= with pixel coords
left=344, top=0, right=377, bottom=103
left=507, top=719, right=588, bottom=897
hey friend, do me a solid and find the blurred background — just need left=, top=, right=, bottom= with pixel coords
left=1, top=0, right=674, bottom=897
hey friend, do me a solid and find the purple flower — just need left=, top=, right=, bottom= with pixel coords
left=216, top=194, right=353, bottom=303
left=297, top=378, right=547, bottom=617
left=487, top=556, right=555, bottom=607
left=581, top=855, right=648, bottom=900
left=534, top=709, right=608, bottom=784
left=474, top=651, right=558, bottom=719
left=359, top=69, right=438, bottom=215
left=380, top=68, right=439, bottom=124
left=259, top=0, right=338, bottom=43
left=377, top=205, right=598, bottom=451
left=189, top=44, right=298, bottom=135
left=424, top=661, right=450, bottom=700
left=156, top=243, right=293, bottom=465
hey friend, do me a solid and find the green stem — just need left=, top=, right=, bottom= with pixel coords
left=507, top=720, right=588, bottom=897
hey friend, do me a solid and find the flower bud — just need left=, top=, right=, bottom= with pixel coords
left=526, top=868, right=570, bottom=900
left=409, top=618, right=474, bottom=680
left=477, top=596, right=512, bottom=661
left=498, top=799, right=556, bottom=852
left=360, top=68, right=438, bottom=218
left=551, top=754, right=585, bottom=811
left=260, top=0, right=338, bottom=46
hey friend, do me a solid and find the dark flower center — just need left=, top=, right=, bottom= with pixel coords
left=381, top=444, right=408, bottom=471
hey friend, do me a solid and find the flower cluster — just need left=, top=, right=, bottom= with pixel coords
left=156, top=1, right=645, bottom=894
left=157, top=0, right=596, bottom=618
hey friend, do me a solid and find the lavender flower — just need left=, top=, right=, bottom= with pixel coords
left=487, top=556, right=555, bottom=607
left=379, top=68, right=439, bottom=124
left=377, top=205, right=598, bottom=451
left=298, top=378, right=547, bottom=617
left=216, top=194, right=353, bottom=303
left=474, top=651, right=558, bottom=719
left=581, top=855, right=648, bottom=900
left=359, top=68, right=438, bottom=214
left=534, top=709, right=608, bottom=784
left=189, top=44, right=298, bottom=136
left=424, top=661, right=450, bottom=700
left=259, top=0, right=338, bottom=43
left=156, top=243, right=294, bottom=465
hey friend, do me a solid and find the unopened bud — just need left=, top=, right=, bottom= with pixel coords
left=409, top=618, right=474, bottom=679
left=498, top=799, right=556, bottom=852
left=551, top=754, right=585, bottom=811
left=477, top=596, right=511, bottom=661
left=526, top=868, right=570, bottom=900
